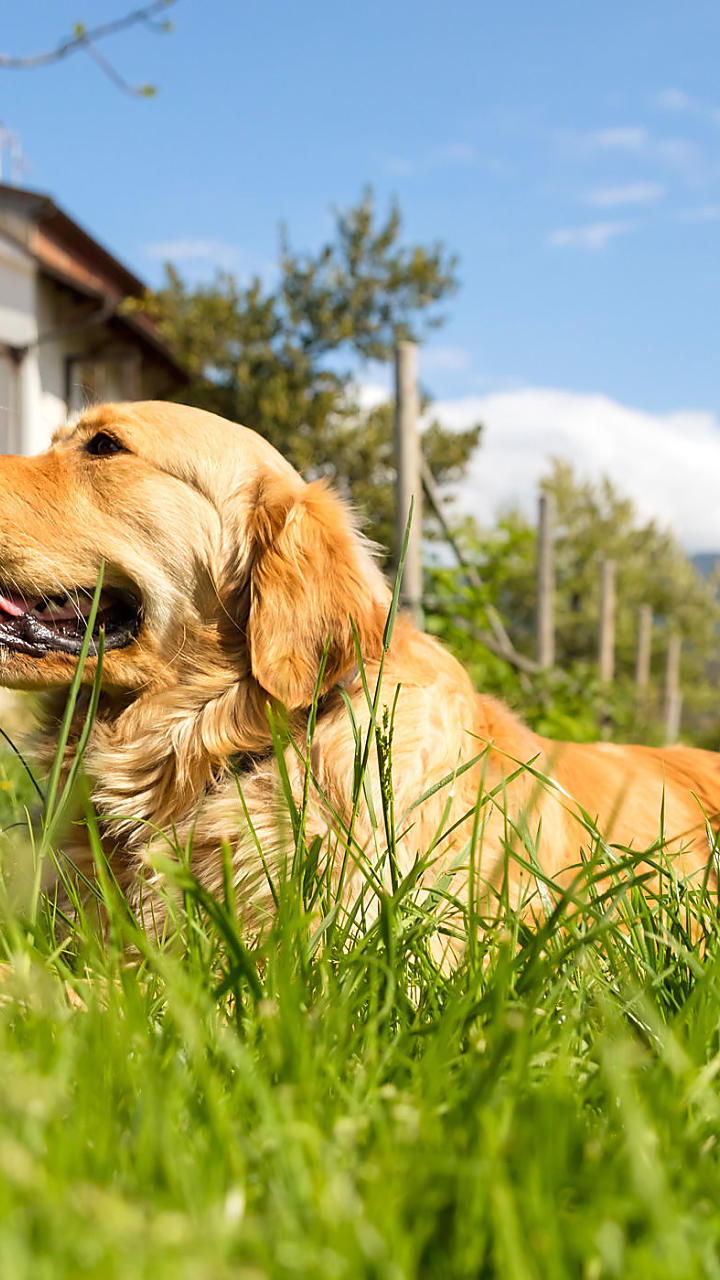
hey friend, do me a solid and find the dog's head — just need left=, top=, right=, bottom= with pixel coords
left=0, top=401, right=389, bottom=706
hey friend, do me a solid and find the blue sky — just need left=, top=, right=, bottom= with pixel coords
left=5, top=1, right=720, bottom=544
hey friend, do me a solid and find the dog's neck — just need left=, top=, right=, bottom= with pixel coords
left=36, top=641, right=288, bottom=848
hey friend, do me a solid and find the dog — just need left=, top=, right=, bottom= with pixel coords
left=0, top=400, right=718, bottom=940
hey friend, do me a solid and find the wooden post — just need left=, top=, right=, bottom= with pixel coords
left=536, top=492, right=555, bottom=668
left=664, top=633, right=682, bottom=742
left=394, top=341, right=423, bottom=626
left=598, top=559, right=616, bottom=683
left=635, top=604, right=652, bottom=695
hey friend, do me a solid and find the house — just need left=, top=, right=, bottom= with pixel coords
left=0, top=183, right=186, bottom=455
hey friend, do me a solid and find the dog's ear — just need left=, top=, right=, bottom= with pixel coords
left=246, top=474, right=389, bottom=709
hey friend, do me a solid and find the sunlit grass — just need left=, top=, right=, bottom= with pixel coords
left=1, top=693, right=720, bottom=1279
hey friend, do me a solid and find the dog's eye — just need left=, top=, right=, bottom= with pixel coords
left=85, top=431, right=127, bottom=458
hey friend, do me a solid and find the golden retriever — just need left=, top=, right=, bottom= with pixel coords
left=0, top=400, right=718, bottom=937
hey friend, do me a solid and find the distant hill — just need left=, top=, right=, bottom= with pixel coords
left=692, top=553, right=720, bottom=578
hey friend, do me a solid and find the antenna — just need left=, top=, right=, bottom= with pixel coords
left=0, top=124, right=28, bottom=184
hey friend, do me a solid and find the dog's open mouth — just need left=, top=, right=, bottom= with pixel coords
left=0, top=586, right=142, bottom=656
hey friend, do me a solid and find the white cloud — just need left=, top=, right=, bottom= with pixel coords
left=428, top=142, right=476, bottom=166
left=144, top=237, right=241, bottom=267
left=383, top=141, right=477, bottom=177
left=677, top=204, right=720, bottom=222
left=384, top=157, right=416, bottom=177
left=655, top=89, right=720, bottom=130
left=560, top=125, right=704, bottom=181
left=547, top=221, right=635, bottom=250
left=655, top=88, right=693, bottom=112
left=583, top=181, right=664, bottom=207
left=654, top=136, right=703, bottom=176
left=418, top=386, right=720, bottom=551
left=588, top=126, right=649, bottom=151
left=356, top=382, right=391, bottom=412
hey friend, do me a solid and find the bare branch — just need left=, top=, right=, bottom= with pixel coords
left=0, top=1, right=175, bottom=97
left=84, top=40, right=156, bottom=98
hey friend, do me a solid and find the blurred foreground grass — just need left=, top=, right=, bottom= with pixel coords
left=1, top=733, right=720, bottom=1280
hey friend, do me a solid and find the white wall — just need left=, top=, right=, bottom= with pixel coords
left=0, top=233, right=38, bottom=454
left=35, top=277, right=77, bottom=451
left=0, top=234, right=35, bottom=346
left=0, top=352, right=16, bottom=452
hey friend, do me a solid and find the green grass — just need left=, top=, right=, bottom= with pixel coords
left=1, top=712, right=720, bottom=1280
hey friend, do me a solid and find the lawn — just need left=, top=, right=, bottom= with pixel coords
left=1, top=724, right=720, bottom=1280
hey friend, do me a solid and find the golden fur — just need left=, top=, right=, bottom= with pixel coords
left=0, top=400, right=718, bottom=938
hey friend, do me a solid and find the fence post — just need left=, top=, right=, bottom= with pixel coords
left=394, top=341, right=423, bottom=626
left=664, top=633, right=682, bottom=742
left=598, top=559, right=616, bottom=683
left=635, top=604, right=652, bottom=697
left=536, top=492, right=555, bottom=668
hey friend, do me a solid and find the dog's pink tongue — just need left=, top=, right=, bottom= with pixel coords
left=0, top=590, right=38, bottom=618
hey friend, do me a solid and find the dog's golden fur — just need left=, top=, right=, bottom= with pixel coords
left=0, top=400, right=719, bottom=932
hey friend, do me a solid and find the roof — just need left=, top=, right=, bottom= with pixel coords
left=0, top=183, right=185, bottom=379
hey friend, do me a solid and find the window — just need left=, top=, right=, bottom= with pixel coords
left=66, top=353, right=141, bottom=414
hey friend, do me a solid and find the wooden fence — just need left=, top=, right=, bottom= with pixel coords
left=533, top=494, right=682, bottom=741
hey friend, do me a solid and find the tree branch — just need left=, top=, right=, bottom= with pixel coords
left=0, top=1, right=175, bottom=97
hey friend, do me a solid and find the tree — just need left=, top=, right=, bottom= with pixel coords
left=427, top=460, right=720, bottom=742
left=139, top=190, right=481, bottom=559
